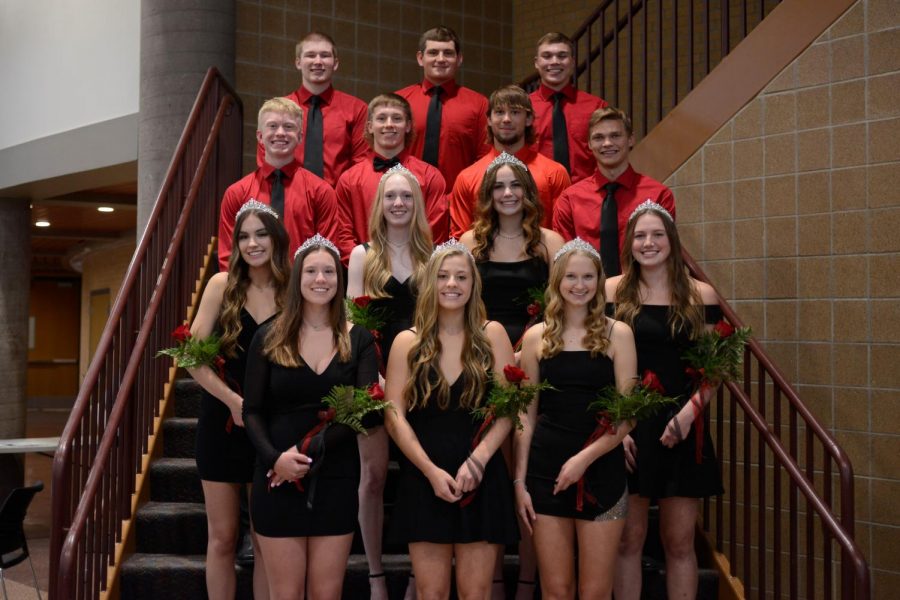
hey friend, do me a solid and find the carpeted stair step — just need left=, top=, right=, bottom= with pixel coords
left=162, top=417, right=197, bottom=458
left=173, top=378, right=202, bottom=418
left=120, top=553, right=251, bottom=599
left=148, top=457, right=203, bottom=502
left=135, top=501, right=207, bottom=554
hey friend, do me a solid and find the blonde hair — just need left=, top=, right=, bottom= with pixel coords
left=404, top=247, right=492, bottom=410
left=614, top=206, right=703, bottom=338
left=263, top=244, right=351, bottom=367
left=541, top=249, right=610, bottom=359
left=220, top=208, right=290, bottom=357
left=363, top=171, right=432, bottom=298
left=257, top=97, right=303, bottom=130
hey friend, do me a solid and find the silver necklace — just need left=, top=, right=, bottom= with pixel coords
left=496, top=230, right=523, bottom=239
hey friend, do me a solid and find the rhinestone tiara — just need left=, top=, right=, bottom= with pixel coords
left=294, top=233, right=339, bottom=260
left=553, top=237, right=601, bottom=263
left=628, top=199, right=673, bottom=223
left=430, top=237, right=472, bottom=259
left=236, top=198, right=279, bottom=221
left=380, top=163, right=415, bottom=183
left=487, top=151, right=528, bottom=173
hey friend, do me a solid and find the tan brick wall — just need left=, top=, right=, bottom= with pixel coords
left=666, top=1, right=900, bottom=592
left=235, top=0, right=513, bottom=173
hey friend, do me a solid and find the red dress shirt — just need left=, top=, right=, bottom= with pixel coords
left=396, top=79, right=490, bottom=189
left=449, top=146, right=571, bottom=239
left=255, top=85, right=368, bottom=188
left=219, top=159, right=356, bottom=270
left=552, top=165, right=676, bottom=257
left=335, top=151, right=449, bottom=245
left=530, top=84, right=608, bottom=184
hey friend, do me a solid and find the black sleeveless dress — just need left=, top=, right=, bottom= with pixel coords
left=477, top=257, right=548, bottom=346
left=195, top=308, right=271, bottom=483
left=627, top=305, right=724, bottom=499
left=527, top=350, right=628, bottom=520
left=367, top=275, right=416, bottom=368
left=243, top=324, right=379, bottom=537
left=388, top=372, right=520, bottom=545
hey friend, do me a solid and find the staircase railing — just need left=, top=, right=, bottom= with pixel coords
left=685, top=251, right=870, bottom=599
left=49, top=67, right=242, bottom=600
left=521, top=0, right=783, bottom=139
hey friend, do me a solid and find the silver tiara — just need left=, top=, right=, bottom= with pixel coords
left=236, top=198, right=279, bottom=220
left=628, top=199, right=673, bottom=223
left=553, top=237, right=601, bottom=263
left=380, top=162, right=414, bottom=183
left=487, top=152, right=528, bottom=173
left=294, top=233, right=339, bottom=260
left=431, top=237, right=472, bottom=259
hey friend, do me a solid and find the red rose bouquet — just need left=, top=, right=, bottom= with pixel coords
left=346, top=295, right=389, bottom=372
left=156, top=324, right=221, bottom=369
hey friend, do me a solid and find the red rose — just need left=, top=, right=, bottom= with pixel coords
left=368, top=382, right=385, bottom=401
left=640, top=370, right=666, bottom=394
left=354, top=295, right=372, bottom=308
left=713, top=320, right=735, bottom=338
left=526, top=302, right=541, bottom=317
left=172, top=324, right=191, bottom=343
left=503, top=364, right=527, bottom=384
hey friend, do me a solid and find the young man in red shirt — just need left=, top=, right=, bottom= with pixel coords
left=552, top=107, right=676, bottom=276
left=396, top=26, right=490, bottom=190
left=255, top=32, right=368, bottom=188
left=530, top=32, right=608, bottom=183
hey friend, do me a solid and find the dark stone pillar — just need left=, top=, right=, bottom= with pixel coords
left=138, top=0, right=235, bottom=234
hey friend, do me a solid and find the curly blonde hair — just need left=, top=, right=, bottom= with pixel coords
left=362, top=170, right=432, bottom=299
left=404, top=247, right=493, bottom=410
left=263, top=243, right=351, bottom=367
left=541, top=248, right=610, bottom=359
left=220, top=208, right=290, bottom=357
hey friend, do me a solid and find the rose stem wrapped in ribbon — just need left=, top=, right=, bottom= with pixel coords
left=512, top=285, right=548, bottom=353
left=281, top=383, right=390, bottom=509
left=681, top=319, right=752, bottom=463
left=346, top=296, right=388, bottom=375
left=576, top=370, right=677, bottom=511
left=460, top=364, right=553, bottom=507
left=156, top=324, right=241, bottom=432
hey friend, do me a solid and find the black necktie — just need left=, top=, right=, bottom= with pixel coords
left=600, top=182, right=621, bottom=277
left=270, top=169, right=285, bottom=218
left=304, top=95, right=324, bottom=177
left=552, top=92, right=571, bottom=173
left=373, top=156, right=400, bottom=172
left=422, top=86, right=444, bottom=167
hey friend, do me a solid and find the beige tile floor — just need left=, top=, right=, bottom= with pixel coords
left=2, top=408, right=66, bottom=600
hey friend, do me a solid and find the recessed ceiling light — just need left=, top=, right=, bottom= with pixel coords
left=97, top=206, right=114, bottom=213
left=35, top=220, right=51, bottom=227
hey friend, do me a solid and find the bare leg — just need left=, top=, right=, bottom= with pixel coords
left=456, top=542, right=502, bottom=600
left=257, top=535, right=307, bottom=600
left=575, top=517, right=626, bottom=600
left=358, top=427, right=390, bottom=600
left=247, top=486, right=270, bottom=600
left=613, top=494, right=650, bottom=600
left=409, top=542, right=453, bottom=600
left=306, top=534, right=355, bottom=600
left=201, top=480, right=240, bottom=600
left=532, top=515, right=576, bottom=600
left=514, top=525, right=538, bottom=600
left=658, top=497, right=700, bottom=600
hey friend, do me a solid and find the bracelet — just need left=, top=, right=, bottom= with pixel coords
left=512, top=479, right=525, bottom=486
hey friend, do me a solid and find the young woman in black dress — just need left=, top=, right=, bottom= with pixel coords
left=188, top=200, right=288, bottom=599
left=606, top=201, right=722, bottom=600
left=384, top=242, right=519, bottom=599
left=243, top=235, right=379, bottom=600
left=347, top=165, right=432, bottom=599
left=514, top=239, right=637, bottom=599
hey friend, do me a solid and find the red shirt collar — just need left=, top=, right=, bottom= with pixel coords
left=260, top=158, right=302, bottom=179
left=592, top=164, right=637, bottom=190
left=295, top=85, right=335, bottom=106
left=487, top=145, right=538, bottom=163
left=422, top=79, right=459, bottom=96
left=538, top=83, right=577, bottom=102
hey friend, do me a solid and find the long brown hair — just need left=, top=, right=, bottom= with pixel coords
left=362, top=170, right=432, bottom=298
left=541, top=248, right=610, bottom=359
left=220, top=208, right=290, bottom=357
left=263, top=242, right=351, bottom=367
left=471, top=161, right=545, bottom=261
left=404, top=247, right=493, bottom=410
left=614, top=206, right=703, bottom=338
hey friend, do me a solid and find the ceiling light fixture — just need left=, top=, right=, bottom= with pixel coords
left=97, top=206, right=115, bottom=213
left=35, top=220, right=51, bottom=227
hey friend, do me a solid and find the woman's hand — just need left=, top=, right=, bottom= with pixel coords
left=660, top=407, right=694, bottom=448
left=553, top=453, right=589, bottom=495
left=269, top=448, right=313, bottom=487
left=623, top=434, right=637, bottom=473
left=427, top=467, right=462, bottom=503
left=229, top=396, right=245, bottom=428
left=514, top=482, right=536, bottom=535
left=454, top=453, right=485, bottom=494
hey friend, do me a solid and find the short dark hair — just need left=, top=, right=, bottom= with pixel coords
left=418, top=26, right=460, bottom=54
left=363, top=93, right=416, bottom=148
left=486, top=85, right=536, bottom=146
left=535, top=32, right=575, bottom=55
